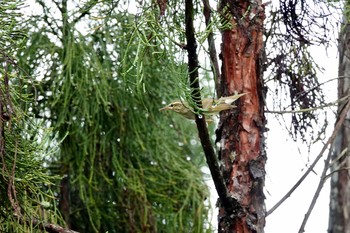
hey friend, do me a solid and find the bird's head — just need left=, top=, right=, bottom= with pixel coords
left=159, top=101, right=187, bottom=114
left=160, top=100, right=213, bottom=121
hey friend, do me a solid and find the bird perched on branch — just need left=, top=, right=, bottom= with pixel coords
left=160, top=93, right=246, bottom=121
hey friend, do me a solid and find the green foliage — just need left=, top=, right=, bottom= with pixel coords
left=0, top=0, right=26, bottom=54
left=0, top=1, right=63, bottom=231
left=18, top=1, right=211, bottom=232
left=0, top=119, right=63, bottom=232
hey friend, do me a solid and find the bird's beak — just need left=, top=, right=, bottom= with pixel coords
left=159, top=106, right=170, bottom=111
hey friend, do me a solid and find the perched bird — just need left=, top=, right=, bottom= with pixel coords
left=160, top=93, right=246, bottom=121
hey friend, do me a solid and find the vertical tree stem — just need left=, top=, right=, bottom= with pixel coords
left=184, top=0, right=239, bottom=215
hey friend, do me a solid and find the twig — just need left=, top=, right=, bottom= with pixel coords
left=202, top=0, right=221, bottom=97
left=72, top=0, right=98, bottom=25
left=267, top=95, right=349, bottom=114
left=329, top=147, right=349, bottom=168
left=8, top=140, right=20, bottom=216
left=0, top=61, right=6, bottom=175
left=19, top=216, right=79, bottom=233
left=297, top=149, right=332, bottom=232
left=324, top=165, right=350, bottom=181
left=267, top=98, right=350, bottom=216
left=36, top=0, right=61, bottom=39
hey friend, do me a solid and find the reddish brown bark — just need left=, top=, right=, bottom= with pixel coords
left=217, top=1, right=266, bottom=232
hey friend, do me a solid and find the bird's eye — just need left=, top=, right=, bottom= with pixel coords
left=169, top=104, right=174, bottom=107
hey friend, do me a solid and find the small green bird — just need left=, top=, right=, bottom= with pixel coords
left=160, top=93, right=246, bottom=121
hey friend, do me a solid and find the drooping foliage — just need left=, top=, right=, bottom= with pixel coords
left=18, top=0, right=211, bottom=232
left=0, top=0, right=64, bottom=231
left=265, top=0, right=342, bottom=143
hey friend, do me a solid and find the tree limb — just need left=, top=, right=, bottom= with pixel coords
left=184, top=0, right=240, bottom=214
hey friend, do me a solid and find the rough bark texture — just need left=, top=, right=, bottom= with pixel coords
left=328, top=20, right=350, bottom=233
left=216, top=1, right=266, bottom=232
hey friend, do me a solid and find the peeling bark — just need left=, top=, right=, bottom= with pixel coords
left=217, top=1, right=266, bottom=232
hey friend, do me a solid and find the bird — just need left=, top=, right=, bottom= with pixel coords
left=160, top=93, right=246, bottom=121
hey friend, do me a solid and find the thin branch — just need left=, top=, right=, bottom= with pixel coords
left=72, top=0, right=98, bottom=25
left=267, top=98, right=350, bottom=216
left=267, top=95, right=349, bottom=114
left=36, top=0, right=61, bottom=39
left=0, top=62, right=6, bottom=175
left=329, top=147, right=349, bottom=168
left=298, top=154, right=331, bottom=232
left=301, top=76, right=350, bottom=96
left=202, top=0, right=221, bottom=97
left=52, top=0, right=63, bottom=12
left=325, top=167, right=350, bottom=180
left=298, top=100, right=350, bottom=232
left=155, top=19, right=187, bottom=49
left=323, top=148, right=349, bottom=180
left=184, top=0, right=240, bottom=214
left=8, top=140, right=20, bottom=216
left=19, top=216, right=79, bottom=233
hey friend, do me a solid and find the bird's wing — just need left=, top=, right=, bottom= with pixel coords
left=208, top=103, right=236, bottom=113
left=202, top=98, right=215, bottom=109
left=217, top=93, right=247, bottom=105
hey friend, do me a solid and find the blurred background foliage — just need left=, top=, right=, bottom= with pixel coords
left=13, top=0, right=212, bottom=232
left=1, top=0, right=342, bottom=232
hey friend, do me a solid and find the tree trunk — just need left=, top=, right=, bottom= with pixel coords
left=216, top=1, right=266, bottom=232
left=328, top=18, right=350, bottom=233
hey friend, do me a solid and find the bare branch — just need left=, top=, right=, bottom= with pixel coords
left=202, top=0, right=221, bottom=97
left=298, top=99, right=350, bottom=232
left=324, top=148, right=350, bottom=180
left=267, top=98, right=350, bottom=217
left=267, top=95, right=349, bottom=114
left=184, top=0, right=240, bottom=214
